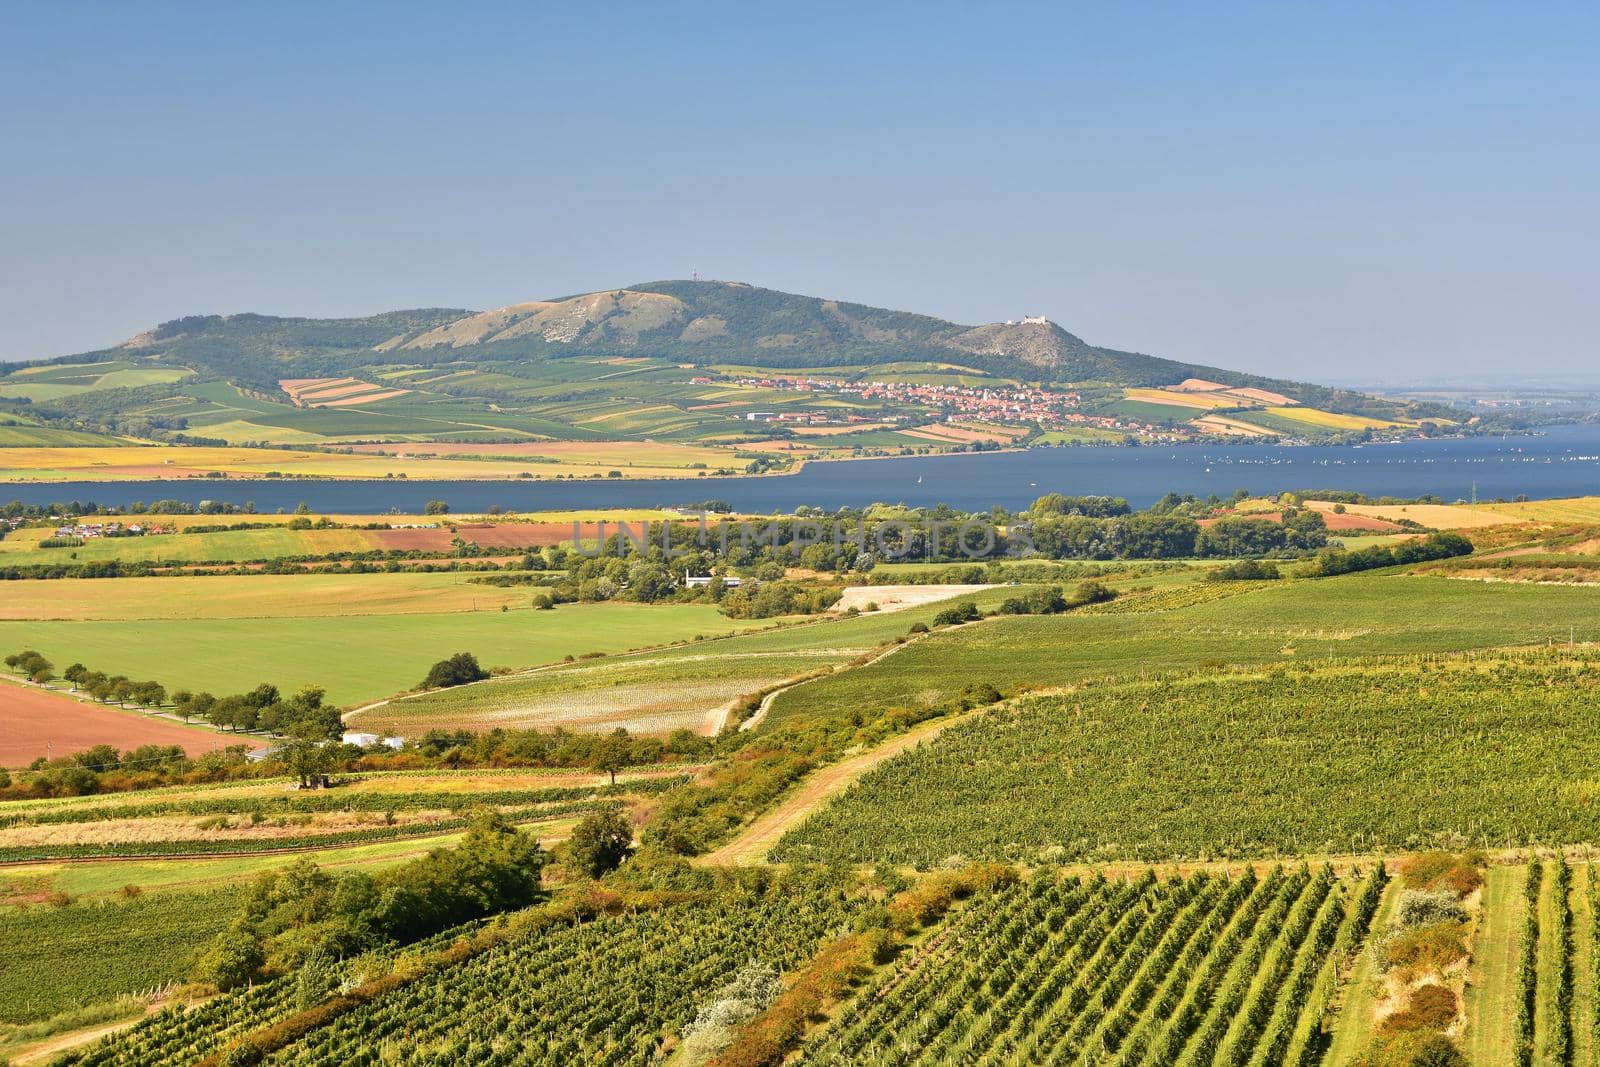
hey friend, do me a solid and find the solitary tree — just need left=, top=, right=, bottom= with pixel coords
left=285, top=722, right=335, bottom=788
left=419, top=652, right=487, bottom=690
left=565, top=809, right=634, bottom=878
left=592, top=729, right=633, bottom=787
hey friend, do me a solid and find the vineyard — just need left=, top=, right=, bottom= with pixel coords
left=799, top=864, right=1384, bottom=1066
left=773, top=649, right=1600, bottom=865
left=0, top=776, right=683, bottom=861
left=1461, top=856, right=1600, bottom=1067
left=0, top=888, right=239, bottom=1024
left=11, top=508, right=1600, bottom=1064
left=56, top=885, right=862, bottom=1066
left=758, top=574, right=1600, bottom=736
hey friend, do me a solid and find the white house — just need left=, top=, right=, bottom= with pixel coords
left=342, top=731, right=405, bottom=750
left=684, top=574, right=741, bottom=588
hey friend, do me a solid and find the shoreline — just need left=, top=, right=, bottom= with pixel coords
left=0, top=428, right=1530, bottom=486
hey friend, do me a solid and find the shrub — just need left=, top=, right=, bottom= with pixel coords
left=1356, top=1030, right=1469, bottom=1067
left=564, top=809, right=635, bottom=878
left=1207, top=558, right=1282, bottom=581
left=1396, top=889, right=1468, bottom=927
left=419, top=652, right=488, bottom=690
left=931, top=601, right=979, bottom=627
left=679, top=960, right=782, bottom=1061
left=1401, top=851, right=1484, bottom=897
left=1381, top=983, right=1459, bottom=1031
left=1380, top=920, right=1468, bottom=975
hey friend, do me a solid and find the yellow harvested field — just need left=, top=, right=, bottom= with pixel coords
left=1222, top=386, right=1295, bottom=405
left=280, top=376, right=409, bottom=407
left=1190, top=414, right=1273, bottom=437
left=0, top=441, right=769, bottom=481
left=1475, top=496, right=1600, bottom=524
left=294, top=381, right=375, bottom=401
left=1261, top=406, right=1409, bottom=430
left=190, top=419, right=331, bottom=445
left=1125, top=388, right=1236, bottom=410
left=830, top=585, right=989, bottom=614
left=342, top=439, right=737, bottom=467
left=18, top=508, right=695, bottom=531
left=320, top=388, right=408, bottom=406
left=901, top=422, right=1030, bottom=444
left=0, top=809, right=454, bottom=848
left=1172, top=378, right=1229, bottom=392
left=0, top=573, right=534, bottom=621
left=1315, top=501, right=1523, bottom=529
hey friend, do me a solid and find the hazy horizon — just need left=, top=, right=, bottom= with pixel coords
left=2, top=2, right=1595, bottom=379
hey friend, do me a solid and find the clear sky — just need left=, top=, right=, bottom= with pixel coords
left=1, top=2, right=1594, bottom=380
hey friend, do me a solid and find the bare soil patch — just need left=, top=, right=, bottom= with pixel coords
left=830, top=585, right=989, bottom=615
left=0, top=682, right=235, bottom=767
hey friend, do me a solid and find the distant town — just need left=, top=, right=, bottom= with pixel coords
left=705, top=373, right=1194, bottom=440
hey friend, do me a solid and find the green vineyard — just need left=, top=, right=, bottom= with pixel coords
left=773, top=649, right=1600, bottom=866
left=54, top=886, right=861, bottom=1066
left=798, top=865, right=1383, bottom=1066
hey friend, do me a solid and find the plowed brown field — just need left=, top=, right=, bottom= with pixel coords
left=0, top=681, right=234, bottom=766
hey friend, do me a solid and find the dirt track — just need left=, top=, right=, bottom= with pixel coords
left=700, top=708, right=984, bottom=866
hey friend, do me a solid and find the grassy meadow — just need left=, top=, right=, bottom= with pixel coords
left=0, top=573, right=543, bottom=620
left=359, top=584, right=1022, bottom=736
left=1, top=602, right=782, bottom=706
left=759, top=572, right=1600, bottom=734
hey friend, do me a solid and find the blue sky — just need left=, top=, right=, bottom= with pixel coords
left=1, top=1, right=1594, bottom=380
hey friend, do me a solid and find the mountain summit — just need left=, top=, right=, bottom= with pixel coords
left=20, top=280, right=1438, bottom=426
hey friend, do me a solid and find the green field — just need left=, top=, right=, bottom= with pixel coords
left=51, top=881, right=862, bottom=1067
left=360, top=585, right=1019, bottom=735
left=1, top=602, right=781, bottom=707
left=760, top=573, right=1600, bottom=735
left=772, top=649, right=1600, bottom=864
left=0, top=416, right=121, bottom=446
left=0, top=888, right=238, bottom=1023
left=0, top=572, right=544, bottom=621
left=0, top=525, right=380, bottom=566
left=0, top=361, right=192, bottom=405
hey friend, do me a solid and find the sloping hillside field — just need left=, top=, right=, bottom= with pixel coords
left=772, top=648, right=1600, bottom=864
left=11, top=494, right=1600, bottom=1067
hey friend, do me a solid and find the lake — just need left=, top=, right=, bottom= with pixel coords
left=4, top=424, right=1600, bottom=513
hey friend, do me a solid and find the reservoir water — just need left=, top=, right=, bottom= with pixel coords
left=4, top=424, right=1599, bottom=513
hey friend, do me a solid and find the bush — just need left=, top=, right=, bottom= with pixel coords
left=678, top=960, right=782, bottom=1061
left=419, top=652, right=488, bottom=690
left=1207, top=558, right=1282, bottom=581
left=1380, top=921, right=1468, bottom=975
left=1402, top=852, right=1484, bottom=897
left=1380, top=983, right=1459, bottom=1031
left=1396, top=889, right=1468, bottom=927
left=1357, top=1029, right=1469, bottom=1067
left=1072, top=579, right=1117, bottom=604
left=564, top=809, right=635, bottom=878
left=931, top=601, right=980, bottom=627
